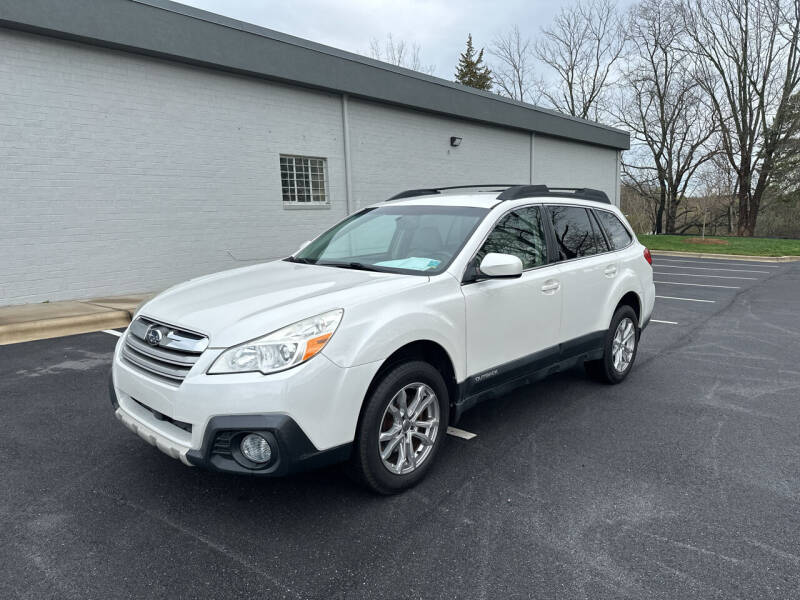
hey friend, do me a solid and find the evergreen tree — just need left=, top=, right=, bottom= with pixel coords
left=772, top=92, right=800, bottom=195
left=455, top=34, right=492, bottom=91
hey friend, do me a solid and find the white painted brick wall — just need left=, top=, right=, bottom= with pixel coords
left=533, top=134, right=619, bottom=203
left=0, top=29, right=620, bottom=305
left=348, top=98, right=532, bottom=210
left=0, top=30, right=348, bottom=305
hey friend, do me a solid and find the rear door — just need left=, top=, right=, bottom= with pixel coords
left=546, top=204, right=615, bottom=348
left=461, top=205, right=562, bottom=387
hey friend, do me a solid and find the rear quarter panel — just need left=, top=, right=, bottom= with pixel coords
left=608, top=242, right=654, bottom=328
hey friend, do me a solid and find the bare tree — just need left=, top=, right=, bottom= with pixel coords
left=535, top=0, right=627, bottom=120
left=490, top=26, right=539, bottom=103
left=619, top=178, right=663, bottom=233
left=369, top=34, right=436, bottom=75
left=697, top=153, right=740, bottom=235
left=679, top=0, right=800, bottom=236
left=617, top=0, right=717, bottom=234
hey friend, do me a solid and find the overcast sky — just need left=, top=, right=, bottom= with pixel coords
left=174, top=0, right=632, bottom=79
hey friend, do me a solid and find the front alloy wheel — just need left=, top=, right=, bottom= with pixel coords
left=350, top=361, right=449, bottom=494
left=378, top=383, right=440, bottom=475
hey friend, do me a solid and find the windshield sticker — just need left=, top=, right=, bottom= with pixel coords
left=375, top=257, right=442, bottom=271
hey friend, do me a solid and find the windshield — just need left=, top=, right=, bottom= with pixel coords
left=292, top=205, right=489, bottom=275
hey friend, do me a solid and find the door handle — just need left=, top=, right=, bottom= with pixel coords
left=541, top=279, right=560, bottom=294
left=604, top=265, right=618, bottom=278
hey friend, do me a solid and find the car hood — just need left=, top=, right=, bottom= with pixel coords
left=137, top=260, right=427, bottom=347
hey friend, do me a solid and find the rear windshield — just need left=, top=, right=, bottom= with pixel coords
left=291, top=205, right=489, bottom=275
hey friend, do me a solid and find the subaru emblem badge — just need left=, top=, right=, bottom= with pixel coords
left=145, top=326, right=163, bottom=347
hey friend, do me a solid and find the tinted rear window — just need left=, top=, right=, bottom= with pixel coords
left=548, top=206, right=603, bottom=259
left=476, top=206, right=548, bottom=269
left=594, top=210, right=633, bottom=250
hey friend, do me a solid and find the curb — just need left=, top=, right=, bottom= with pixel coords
left=650, top=250, right=800, bottom=263
left=0, top=309, right=132, bottom=346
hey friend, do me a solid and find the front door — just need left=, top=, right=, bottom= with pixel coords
left=461, top=206, right=562, bottom=393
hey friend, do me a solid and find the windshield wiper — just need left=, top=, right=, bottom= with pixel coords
left=285, top=256, right=315, bottom=264
left=318, top=261, right=387, bottom=272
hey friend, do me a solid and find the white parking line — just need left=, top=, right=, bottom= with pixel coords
left=447, top=426, right=477, bottom=440
left=654, top=281, right=741, bottom=289
left=653, top=257, right=778, bottom=268
left=655, top=264, right=770, bottom=274
left=102, top=330, right=123, bottom=337
left=656, top=295, right=716, bottom=303
left=653, top=272, right=758, bottom=280
left=651, top=319, right=678, bottom=325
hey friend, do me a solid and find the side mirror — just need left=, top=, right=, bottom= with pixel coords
left=295, top=240, right=311, bottom=254
left=479, top=253, right=523, bottom=278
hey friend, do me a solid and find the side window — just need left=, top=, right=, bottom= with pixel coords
left=589, top=210, right=610, bottom=253
left=594, top=210, right=633, bottom=250
left=476, top=206, right=548, bottom=270
left=548, top=205, right=602, bottom=260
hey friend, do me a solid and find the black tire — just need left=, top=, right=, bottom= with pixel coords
left=585, top=305, right=639, bottom=384
left=350, top=360, right=449, bottom=495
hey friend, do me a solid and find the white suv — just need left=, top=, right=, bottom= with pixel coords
left=110, top=184, right=655, bottom=494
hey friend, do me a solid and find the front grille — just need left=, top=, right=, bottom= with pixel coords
left=122, top=317, right=208, bottom=385
left=133, top=398, right=193, bottom=433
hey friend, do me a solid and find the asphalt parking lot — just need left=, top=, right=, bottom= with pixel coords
left=2, top=254, right=800, bottom=599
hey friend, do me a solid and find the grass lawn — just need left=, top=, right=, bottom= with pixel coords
left=638, top=234, right=800, bottom=256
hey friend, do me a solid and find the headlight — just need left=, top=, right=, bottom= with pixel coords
left=207, top=309, right=344, bottom=375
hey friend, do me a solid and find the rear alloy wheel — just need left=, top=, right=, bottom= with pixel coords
left=611, top=317, right=636, bottom=373
left=350, top=361, right=449, bottom=494
left=585, top=305, right=639, bottom=384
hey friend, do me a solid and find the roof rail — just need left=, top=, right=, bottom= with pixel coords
left=497, top=185, right=611, bottom=204
left=387, top=184, right=524, bottom=201
left=387, top=189, right=441, bottom=200
left=386, top=184, right=612, bottom=204
left=494, top=185, right=549, bottom=200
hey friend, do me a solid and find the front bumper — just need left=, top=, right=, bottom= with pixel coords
left=110, top=379, right=350, bottom=474
left=110, top=332, right=380, bottom=475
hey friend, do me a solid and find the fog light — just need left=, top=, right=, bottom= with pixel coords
left=240, top=433, right=272, bottom=464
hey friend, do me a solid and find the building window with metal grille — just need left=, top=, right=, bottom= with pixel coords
left=280, top=155, right=330, bottom=207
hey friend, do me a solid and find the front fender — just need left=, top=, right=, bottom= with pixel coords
left=321, top=276, right=466, bottom=381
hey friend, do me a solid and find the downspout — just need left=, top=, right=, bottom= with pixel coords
left=529, top=133, right=535, bottom=184
left=341, top=94, right=353, bottom=215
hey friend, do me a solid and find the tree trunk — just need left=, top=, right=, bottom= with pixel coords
left=727, top=203, right=734, bottom=235
left=745, top=204, right=758, bottom=236
left=736, top=188, right=750, bottom=236
left=746, top=154, right=772, bottom=238
left=655, top=184, right=667, bottom=234
left=736, top=159, right=751, bottom=236
left=738, top=193, right=759, bottom=237
left=665, top=190, right=678, bottom=234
